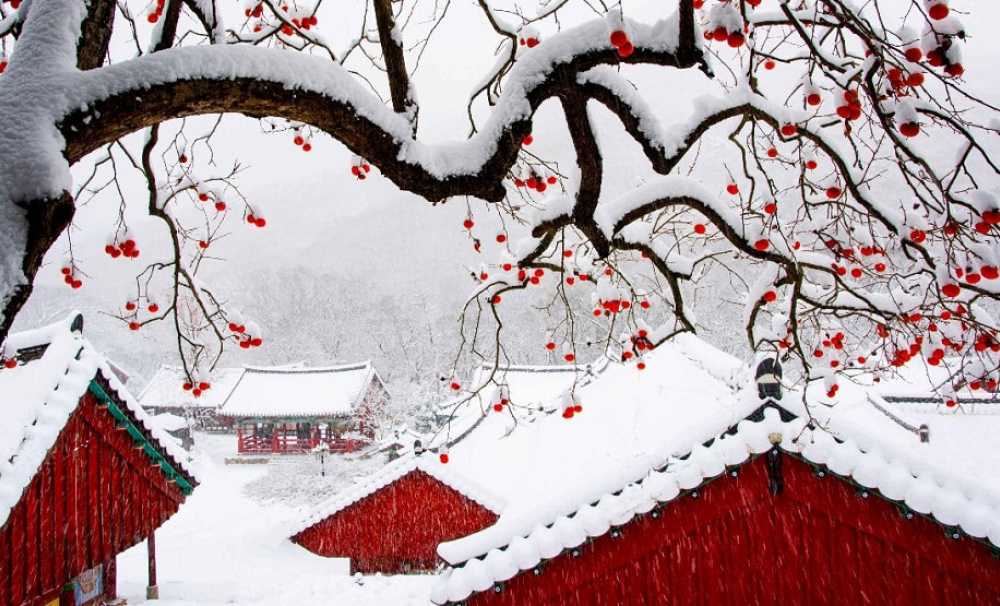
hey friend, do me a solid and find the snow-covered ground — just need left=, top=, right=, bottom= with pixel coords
left=116, top=434, right=435, bottom=605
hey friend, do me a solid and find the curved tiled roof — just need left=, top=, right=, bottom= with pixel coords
left=138, top=365, right=246, bottom=410
left=432, top=401, right=1000, bottom=604
left=220, top=361, right=383, bottom=418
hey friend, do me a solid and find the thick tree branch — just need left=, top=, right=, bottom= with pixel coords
left=76, top=0, right=115, bottom=70
left=560, top=92, right=606, bottom=256
left=58, top=43, right=701, bottom=204
left=372, top=0, right=417, bottom=130
left=677, top=0, right=696, bottom=65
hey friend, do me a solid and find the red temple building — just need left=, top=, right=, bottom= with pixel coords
left=0, top=314, right=197, bottom=606
left=431, top=346, right=1000, bottom=605
left=291, top=455, right=503, bottom=573
left=219, top=362, right=389, bottom=455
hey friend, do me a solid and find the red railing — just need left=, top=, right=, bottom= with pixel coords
left=236, top=426, right=369, bottom=455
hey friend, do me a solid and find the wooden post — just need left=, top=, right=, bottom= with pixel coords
left=146, top=530, right=159, bottom=599
left=102, top=556, right=127, bottom=605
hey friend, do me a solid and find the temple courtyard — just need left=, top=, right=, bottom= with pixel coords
left=116, top=434, right=434, bottom=605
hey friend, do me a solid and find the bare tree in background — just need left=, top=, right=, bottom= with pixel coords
left=0, top=0, right=998, bottom=415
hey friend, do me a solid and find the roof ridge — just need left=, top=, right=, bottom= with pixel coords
left=479, top=364, right=590, bottom=373
left=2, top=311, right=79, bottom=354
left=242, top=361, right=371, bottom=374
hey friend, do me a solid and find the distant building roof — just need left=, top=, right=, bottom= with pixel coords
left=149, top=412, right=189, bottom=432
left=219, top=362, right=384, bottom=419
left=431, top=360, right=608, bottom=448
left=139, top=365, right=246, bottom=410
left=873, top=358, right=1000, bottom=410
left=471, top=362, right=605, bottom=409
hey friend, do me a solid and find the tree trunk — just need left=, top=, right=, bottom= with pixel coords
left=0, top=193, right=75, bottom=344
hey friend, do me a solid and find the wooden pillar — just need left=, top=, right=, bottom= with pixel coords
left=102, top=556, right=118, bottom=602
left=146, top=530, right=159, bottom=599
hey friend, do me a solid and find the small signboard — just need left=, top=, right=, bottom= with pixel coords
left=73, top=564, right=103, bottom=605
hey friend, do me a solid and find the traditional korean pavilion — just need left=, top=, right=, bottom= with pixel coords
left=219, top=362, right=389, bottom=455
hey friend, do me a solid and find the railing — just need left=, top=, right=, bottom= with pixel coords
left=236, top=427, right=369, bottom=455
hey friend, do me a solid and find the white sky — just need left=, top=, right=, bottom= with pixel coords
left=19, top=0, right=1000, bottom=376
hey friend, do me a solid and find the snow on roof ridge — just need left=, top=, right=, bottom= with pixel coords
left=139, top=363, right=372, bottom=410
left=1, top=311, right=81, bottom=354
left=219, top=360, right=379, bottom=418
left=478, top=362, right=592, bottom=374
left=241, top=360, right=372, bottom=374
left=0, top=314, right=197, bottom=529
left=288, top=454, right=504, bottom=539
left=137, top=364, right=247, bottom=409
left=669, top=332, right=747, bottom=388
left=432, top=404, right=1000, bottom=604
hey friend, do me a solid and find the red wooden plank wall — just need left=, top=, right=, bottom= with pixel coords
left=467, top=454, right=1000, bottom=606
left=294, top=470, right=498, bottom=574
left=0, top=392, right=186, bottom=606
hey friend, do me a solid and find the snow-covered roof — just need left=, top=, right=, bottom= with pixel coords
left=219, top=362, right=382, bottom=419
left=434, top=334, right=748, bottom=565
left=874, top=358, right=1000, bottom=409
left=447, top=335, right=746, bottom=508
left=471, top=361, right=605, bottom=409
left=0, top=314, right=198, bottom=529
left=373, top=425, right=428, bottom=454
left=431, top=353, right=1000, bottom=604
left=139, top=365, right=247, bottom=410
left=289, top=454, right=504, bottom=539
left=150, top=412, right=189, bottom=433
left=430, top=359, right=609, bottom=449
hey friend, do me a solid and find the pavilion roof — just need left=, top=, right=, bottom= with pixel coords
left=219, top=362, right=383, bottom=419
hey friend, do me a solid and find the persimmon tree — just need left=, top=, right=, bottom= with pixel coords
left=0, top=0, right=998, bottom=413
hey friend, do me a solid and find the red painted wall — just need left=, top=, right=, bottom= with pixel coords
left=0, top=390, right=187, bottom=606
left=294, top=470, right=498, bottom=574
left=466, top=454, right=1000, bottom=606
